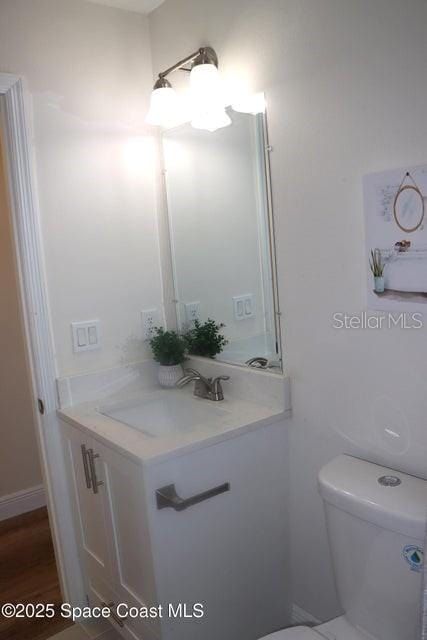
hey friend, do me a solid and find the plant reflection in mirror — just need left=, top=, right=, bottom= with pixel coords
left=184, top=319, right=228, bottom=359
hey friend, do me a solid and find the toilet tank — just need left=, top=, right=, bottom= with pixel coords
left=318, top=455, right=427, bottom=640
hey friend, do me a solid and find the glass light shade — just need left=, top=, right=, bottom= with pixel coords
left=231, top=92, right=266, bottom=115
left=145, top=86, right=178, bottom=127
left=190, top=63, right=222, bottom=97
left=191, top=108, right=231, bottom=132
left=190, top=61, right=230, bottom=131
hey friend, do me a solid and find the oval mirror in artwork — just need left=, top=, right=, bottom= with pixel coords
left=393, top=185, right=425, bottom=232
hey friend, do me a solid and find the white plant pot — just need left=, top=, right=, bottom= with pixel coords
left=158, top=364, right=183, bottom=388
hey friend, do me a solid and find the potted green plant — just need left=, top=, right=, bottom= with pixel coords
left=370, top=248, right=385, bottom=293
left=184, top=319, right=228, bottom=359
left=149, top=327, right=187, bottom=387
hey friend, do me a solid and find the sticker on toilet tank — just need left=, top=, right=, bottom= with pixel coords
left=402, top=545, right=424, bottom=572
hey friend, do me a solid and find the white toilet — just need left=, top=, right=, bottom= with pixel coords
left=261, top=454, right=426, bottom=640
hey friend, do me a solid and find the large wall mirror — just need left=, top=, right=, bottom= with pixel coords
left=162, top=106, right=282, bottom=371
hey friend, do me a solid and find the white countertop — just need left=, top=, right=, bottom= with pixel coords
left=58, top=383, right=287, bottom=466
left=57, top=358, right=291, bottom=466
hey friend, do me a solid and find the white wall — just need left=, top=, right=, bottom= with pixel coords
left=0, top=0, right=163, bottom=376
left=149, top=0, right=427, bottom=622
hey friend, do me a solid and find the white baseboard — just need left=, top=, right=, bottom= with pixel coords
left=0, top=484, right=46, bottom=521
left=291, top=604, right=322, bottom=627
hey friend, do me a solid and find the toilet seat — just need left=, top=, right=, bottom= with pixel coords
left=260, top=626, right=322, bottom=639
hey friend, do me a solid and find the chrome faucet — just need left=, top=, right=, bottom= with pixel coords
left=246, top=356, right=269, bottom=369
left=246, top=356, right=282, bottom=370
left=176, top=368, right=230, bottom=401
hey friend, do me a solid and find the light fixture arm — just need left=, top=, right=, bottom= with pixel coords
left=157, top=46, right=218, bottom=80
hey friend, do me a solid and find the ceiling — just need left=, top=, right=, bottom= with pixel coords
left=87, top=0, right=165, bottom=14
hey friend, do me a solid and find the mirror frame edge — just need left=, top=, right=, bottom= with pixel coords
left=260, top=111, right=283, bottom=371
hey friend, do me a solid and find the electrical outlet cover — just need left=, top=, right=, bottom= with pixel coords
left=184, top=301, right=201, bottom=325
left=141, top=308, right=161, bottom=341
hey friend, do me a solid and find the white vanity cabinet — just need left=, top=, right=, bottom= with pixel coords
left=60, top=417, right=290, bottom=640
left=61, top=421, right=159, bottom=640
left=61, top=424, right=113, bottom=589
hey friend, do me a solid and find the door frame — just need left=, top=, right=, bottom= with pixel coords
left=0, top=73, right=85, bottom=606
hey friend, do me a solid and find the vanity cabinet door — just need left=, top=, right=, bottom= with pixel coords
left=95, top=442, right=160, bottom=639
left=88, top=576, right=159, bottom=640
left=144, top=423, right=289, bottom=640
left=61, top=422, right=113, bottom=588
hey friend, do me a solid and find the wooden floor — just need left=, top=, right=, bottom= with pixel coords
left=0, top=507, right=72, bottom=640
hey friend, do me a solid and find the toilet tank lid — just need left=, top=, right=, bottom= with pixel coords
left=318, top=455, right=427, bottom=539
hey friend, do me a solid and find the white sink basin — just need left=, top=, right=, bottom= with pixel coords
left=99, top=390, right=230, bottom=438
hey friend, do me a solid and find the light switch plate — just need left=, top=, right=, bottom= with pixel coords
left=233, top=294, right=254, bottom=320
left=141, top=308, right=161, bottom=341
left=71, top=320, right=101, bottom=353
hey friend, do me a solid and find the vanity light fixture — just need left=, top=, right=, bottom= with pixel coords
left=231, top=92, right=266, bottom=115
left=146, top=46, right=231, bottom=131
left=145, top=76, right=179, bottom=127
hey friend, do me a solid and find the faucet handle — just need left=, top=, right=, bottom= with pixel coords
left=183, top=367, right=201, bottom=377
left=212, top=375, right=230, bottom=384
